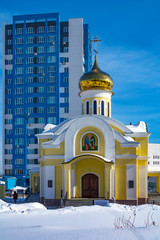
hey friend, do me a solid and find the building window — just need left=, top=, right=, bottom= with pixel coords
left=37, top=26, right=45, bottom=33
left=15, top=98, right=24, bottom=105
left=16, top=78, right=23, bottom=85
left=16, top=48, right=23, bottom=55
left=16, top=28, right=23, bottom=35
left=47, top=46, right=56, bottom=53
left=15, top=169, right=24, bottom=175
left=5, top=59, right=13, bottom=65
left=5, top=89, right=12, bottom=95
left=37, top=36, right=45, bottom=43
left=5, top=169, right=12, bottom=175
left=37, top=67, right=45, bottom=74
left=26, top=47, right=34, bottom=54
left=48, top=25, right=56, bottom=33
left=48, top=76, right=56, bottom=83
left=5, top=119, right=12, bottom=125
left=15, top=67, right=24, bottom=75
left=27, top=27, right=35, bottom=34
left=48, top=86, right=56, bottom=93
left=15, top=88, right=23, bottom=95
left=15, top=108, right=24, bottom=115
left=48, top=107, right=56, bottom=114
left=48, top=117, right=56, bottom=124
left=37, top=107, right=45, bottom=113
left=153, top=156, right=160, bottom=159
left=37, top=77, right=45, bottom=83
left=48, top=66, right=56, bottom=73
left=63, top=37, right=69, bottom=43
left=47, top=56, right=56, bottom=63
left=93, top=100, right=97, bottom=114
left=16, top=38, right=23, bottom=45
left=37, top=118, right=45, bottom=123
left=63, top=77, right=69, bottom=83
left=86, top=101, right=90, bottom=114
left=64, top=67, right=69, bottom=73
left=47, top=96, right=56, bottom=104
left=7, top=29, right=12, bottom=35
left=15, top=159, right=24, bottom=164
left=37, top=87, right=45, bottom=93
left=37, top=46, right=45, bottom=54
left=64, top=87, right=69, bottom=93
left=27, top=57, right=34, bottom=64
left=37, top=57, right=45, bottom=64
left=15, top=128, right=24, bottom=135
left=48, top=180, right=53, bottom=188
left=48, top=35, right=56, bottom=43
left=63, top=27, right=68, bottom=33
left=64, top=97, right=69, bottom=103
left=5, top=99, right=12, bottom=105
left=101, top=100, right=105, bottom=115
left=26, top=77, right=34, bottom=83
left=5, top=79, right=12, bottom=85
left=15, top=118, right=24, bottom=125
left=37, top=97, right=45, bottom=103
left=64, top=107, right=69, bottom=113
left=16, top=58, right=23, bottom=65
left=27, top=37, right=35, bottom=44
left=26, top=107, right=34, bottom=114
left=107, top=102, right=110, bottom=117
left=26, top=87, right=34, bottom=93
left=7, top=39, right=12, bottom=45
left=5, top=69, right=12, bottom=75
left=128, top=180, right=134, bottom=188
left=15, top=138, right=24, bottom=145
left=64, top=47, right=69, bottom=52
left=26, top=67, right=34, bottom=74
left=5, top=108, right=12, bottom=114
left=5, top=159, right=12, bottom=164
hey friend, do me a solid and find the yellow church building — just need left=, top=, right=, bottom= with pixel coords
left=31, top=48, right=151, bottom=206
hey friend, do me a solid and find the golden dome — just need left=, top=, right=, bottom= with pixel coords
left=79, top=59, right=114, bottom=93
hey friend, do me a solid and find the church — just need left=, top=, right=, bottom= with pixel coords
left=30, top=40, right=150, bottom=206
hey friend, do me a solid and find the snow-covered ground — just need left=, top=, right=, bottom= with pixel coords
left=0, top=199, right=160, bottom=240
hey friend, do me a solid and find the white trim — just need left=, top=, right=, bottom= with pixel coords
left=42, top=155, right=64, bottom=160
left=121, top=143, right=139, bottom=147
left=125, top=133, right=151, bottom=137
left=80, top=89, right=112, bottom=99
left=116, top=154, right=139, bottom=159
left=80, top=172, right=100, bottom=198
left=80, top=131, right=99, bottom=153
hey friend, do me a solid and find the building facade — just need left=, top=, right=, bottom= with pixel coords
left=3, top=13, right=92, bottom=186
left=34, top=56, right=150, bottom=206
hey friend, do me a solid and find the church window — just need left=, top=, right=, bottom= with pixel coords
left=107, top=102, right=110, bottom=117
left=86, top=101, right=90, bottom=114
left=82, top=103, right=84, bottom=115
left=128, top=180, right=134, bottom=188
left=93, top=100, right=97, bottom=114
left=48, top=180, right=53, bottom=188
left=101, top=100, right=104, bottom=115
left=82, top=132, right=98, bottom=151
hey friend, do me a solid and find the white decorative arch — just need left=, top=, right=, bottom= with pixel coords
left=65, top=116, right=115, bottom=162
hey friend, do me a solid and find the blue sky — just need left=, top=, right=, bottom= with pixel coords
left=0, top=0, right=160, bottom=171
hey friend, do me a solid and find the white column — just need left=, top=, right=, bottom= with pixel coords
left=71, top=166, right=75, bottom=197
left=127, top=165, right=137, bottom=200
left=44, top=165, right=55, bottom=199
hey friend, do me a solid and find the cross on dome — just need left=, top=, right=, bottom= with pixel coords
left=91, top=36, right=102, bottom=59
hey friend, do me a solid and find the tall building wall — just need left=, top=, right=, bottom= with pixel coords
left=3, top=13, right=92, bottom=186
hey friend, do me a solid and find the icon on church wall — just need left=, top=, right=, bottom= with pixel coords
left=82, top=133, right=98, bottom=151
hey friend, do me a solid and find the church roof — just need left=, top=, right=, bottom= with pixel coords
left=37, top=115, right=148, bottom=148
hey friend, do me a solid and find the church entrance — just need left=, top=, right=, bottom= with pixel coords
left=82, top=173, right=98, bottom=198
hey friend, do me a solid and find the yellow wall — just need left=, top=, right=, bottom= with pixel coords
left=115, top=140, right=138, bottom=155
left=39, top=138, right=52, bottom=157
left=75, top=157, right=105, bottom=198
left=75, top=126, right=105, bottom=157
left=133, top=137, right=148, bottom=157
left=115, top=166, right=126, bottom=200
left=110, top=124, right=124, bottom=135
left=43, top=141, right=65, bottom=156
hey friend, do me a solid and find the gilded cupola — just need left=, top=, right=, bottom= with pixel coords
left=79, top=58, right=114, bottom=94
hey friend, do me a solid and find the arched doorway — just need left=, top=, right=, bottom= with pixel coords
left=82, top=173, right=98, bottom=198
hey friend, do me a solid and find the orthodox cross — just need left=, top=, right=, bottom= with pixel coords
left=91, top=36, right=102, bottom=59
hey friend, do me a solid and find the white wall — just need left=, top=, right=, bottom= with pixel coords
left=148, top=143, right=160, bottom=172
left=127, top=165, right=136, bottom=200
left=44, top=165, right=55, bottom=199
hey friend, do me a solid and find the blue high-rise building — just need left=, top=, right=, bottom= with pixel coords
left=3, top=13, right=92, bottom=186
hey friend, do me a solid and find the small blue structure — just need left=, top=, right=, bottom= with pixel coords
left=0, top=177, right=17, bottom=190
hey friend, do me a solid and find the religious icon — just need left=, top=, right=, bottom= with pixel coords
left=82, top=133, right=98, bottom=151
left=84, top=135, right=90, bottom=150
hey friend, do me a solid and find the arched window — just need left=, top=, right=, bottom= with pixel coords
left=93, top=100, right=97, bottom=114
left=101, top=100, right=104, bottom=115
left=107, top=102, right=110, bottom=117
left=82, top=103, right=84, bottom=115
left=86, top=101, right=90, bottom=114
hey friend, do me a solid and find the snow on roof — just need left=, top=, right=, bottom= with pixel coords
left=11, top=186, right=27, bottom=191
left=29, top=167, right=40, bottom=173
left=126, top=121, right=147, bottom=133
left=43, top=124, right=57, bottom=132
left=0, top=181, right=5, bottom=185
